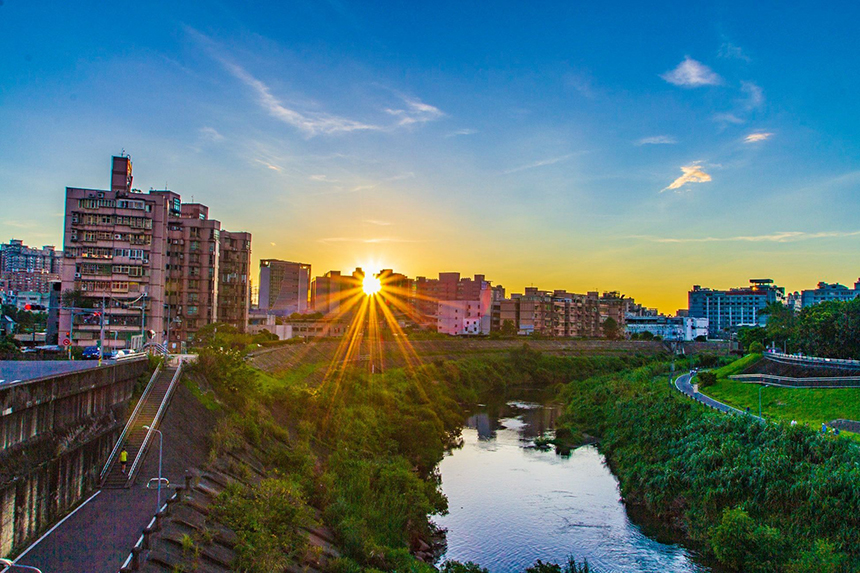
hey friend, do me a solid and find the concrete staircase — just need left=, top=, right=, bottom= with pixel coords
left=102, top=367, right=178, bottom=488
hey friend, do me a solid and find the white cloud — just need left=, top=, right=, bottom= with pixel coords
left=718, top=42, right=751, bottom=63
left=199, top=126, right=225, bottom=142
left=741, top=81, right=764, bottom=110
left=221, top=59, right=380, bottom=137
left=364, top=219, right=392, bottom=226
left=385, top=97, right=445, bottom=126
left=254, top=159, right=282, bottom=172
left=661, top=57, right=722, bottom=87
left=636, top=135, right=677, bottom=146
left=445, top=128, right=478, bottom=138
left=745, top=132, right=773, bottom=143
left=662, top=163, right=713, bottom=192
left=633, top=230, right=860, bottom=243
left=713, top=112, right=745, bottom=126
left=503, top=154, right=574, bottom=174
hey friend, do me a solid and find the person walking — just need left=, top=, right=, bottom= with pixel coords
left=120, top=447, right=128, bottom=474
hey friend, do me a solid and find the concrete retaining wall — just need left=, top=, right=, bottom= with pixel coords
left=0, top=359, right=146, bottom=453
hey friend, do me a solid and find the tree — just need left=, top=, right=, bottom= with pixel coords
left=61, top=288, right=95, bottom=309
left=697, top=371, right=717, bottom=387
left=748, top=341, right=765, bottom=354
left=500, top=319, right=517, bottom=336
left=737, top=327, right=767, bottom=352
left=762, top=303, right=797, bottom=351
left=602, top=317, right=620, bottom=340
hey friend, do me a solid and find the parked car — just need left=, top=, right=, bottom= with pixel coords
left=81, top=346, right=101, bottom=360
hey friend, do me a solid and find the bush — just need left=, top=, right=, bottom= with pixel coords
left=748, top=341, right=765, bottom=354
left=696, top=371, right=717, bottom=387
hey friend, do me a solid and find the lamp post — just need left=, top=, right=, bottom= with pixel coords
left=0, top=558, right=43, bottom=572
left=143, top=425, right=163, bottom=514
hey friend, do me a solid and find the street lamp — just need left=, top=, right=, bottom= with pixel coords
left=142, top=425, right=163, bottom=514
left=0, top=558, right=43, bottom=572
left=758, top=383, right=769, bottom=418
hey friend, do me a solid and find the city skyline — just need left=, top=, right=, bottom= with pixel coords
left=3, top=2, right=860, bottom=313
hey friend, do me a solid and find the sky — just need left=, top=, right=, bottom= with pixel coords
left=1, top=1, right=859, bottom=313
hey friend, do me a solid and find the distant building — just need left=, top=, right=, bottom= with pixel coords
left=259, top=259, right=311, bottom=315
left=311, top=269, right=362, bottom=316
left=626, top=315, right=709, bottom=341
left=688, top=279, right=785, bottom=335
left=800, top=281, right=860, bottom=307
left=414, top=273, right=494, bottom=335
left=492, top=288, right=630, bottom=338
left=0, top=239, right=61, bottom=295
left=59, top=155, right=252, bottom=350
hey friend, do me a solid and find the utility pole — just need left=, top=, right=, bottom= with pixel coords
left=99, top=296, right=106, bottom=366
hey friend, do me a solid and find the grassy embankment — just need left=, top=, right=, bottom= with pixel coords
left=700, top=354, right=860, bottom=438
left=560, top=356, right=860, bottom=573
left=190, top=343, right=655, bottom=573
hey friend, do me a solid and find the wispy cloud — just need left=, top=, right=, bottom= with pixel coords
left=745, top=132, right=773, bottom=143
left=636, top=135, right=677, bottom=146
left=309, top=174, right=339, bottom=182
left=445, top=128, right=478, bottom=138
left=662, top=163, right=713, bottom=192
left=713, top=112, right=745, bottom=126
left=199, top=126, right=225, bottom=142
left=740, top=81, right=764, bottom=110
left=318, top=236, right=423, bottom=244
left=254, top=159, right=283, bottom=172
left=661, top=57, right=722, bottom=87
left=364, top=219, right=392, bottom=226
left=503, top=154, right=574, bottom=175
left=633, top=230, right=860, bottom=243
left=3, top=220, right=36, bottom=228
left=385, top=97, right=444, bottom=126
left=718, top=41, right=751, bottom=63
left=221, top=59, right=380, bottom=137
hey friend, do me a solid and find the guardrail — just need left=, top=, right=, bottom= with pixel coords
left=100, top=361, right=162, bottom=483
left=730, top=373, right=860, bottom=388
left=765, top=351, right=860, bottom=368
left=123, top=362, right=183, bottom=487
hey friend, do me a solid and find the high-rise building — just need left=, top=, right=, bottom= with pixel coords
left=0, top=239, right=62, bottom=295
left=800, top=281, right=860, bottom=307
left=259, top=259, right=311, bottom=315
left=688, top=279, right=785, bottom=335
left=492, top=288, right=628, bottom=337
left=311, top=269, right=362, bottom=316
left=59, top=155, right=251, bottom=350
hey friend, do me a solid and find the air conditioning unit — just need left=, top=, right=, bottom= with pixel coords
left=75, top=273, right=81, bottom=279
left=142, top=258, right=149, bottom=264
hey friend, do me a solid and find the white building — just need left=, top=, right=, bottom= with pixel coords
left=626, top=315, right=708, bottom=341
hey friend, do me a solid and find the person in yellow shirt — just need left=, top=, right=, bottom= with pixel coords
left=120, top=448, right=128, bottom=474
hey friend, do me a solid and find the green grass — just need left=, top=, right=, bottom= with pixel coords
left=256, top=362, right=324, bottom=393
left=703, top=376, right=860, bottom=441
left=711, top=352, right=761, bottom=378
left=183, top=377, right=221, bottom=411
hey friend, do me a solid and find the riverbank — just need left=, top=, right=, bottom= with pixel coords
left=558, top=362, right=860, bottom=572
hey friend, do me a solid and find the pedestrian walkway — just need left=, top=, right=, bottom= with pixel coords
left=103, top=367, right=178, bottom=488
left=674, top=372, right=762, bottom=420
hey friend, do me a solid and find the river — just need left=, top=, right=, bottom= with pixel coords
left=434, top=399, right=711, bottom=573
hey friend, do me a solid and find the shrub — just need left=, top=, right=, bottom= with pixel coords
left=748, top=341, right=765, bottom=354
left=696, top=371, right=717, bottom=387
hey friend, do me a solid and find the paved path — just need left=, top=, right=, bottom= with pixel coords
left=674, top=371, right=763, bottom=420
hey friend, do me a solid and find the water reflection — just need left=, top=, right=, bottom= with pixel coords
left=435, top=400, right=710, bottom=573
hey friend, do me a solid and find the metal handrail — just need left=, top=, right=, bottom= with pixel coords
left=100, top=361, right=162, bottom=483
left=124, top=362, right=183, bottom=486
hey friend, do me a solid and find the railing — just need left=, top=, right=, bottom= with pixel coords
left=100, top=361, right=162, bottom=483
left=765, top=350, right=860, bottom=368
left=124, top=362, right=183, bottom=486
left=730, top=373, right=860, bottom=388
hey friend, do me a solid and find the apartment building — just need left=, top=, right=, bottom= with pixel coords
left=413, top=272, right=495, bottom=334
left=311, top=269, right=362, bottom=316
left=492, top=288, right=628, bottom=338
left=59, top=155, right=251, bottom=350
left=259, top=259, right=311, bottom=315
left=0, top=239, right=62, bottom=295
left=688, top=279, right=785, bottom=335
left=800, top=280, right=860, bottom=307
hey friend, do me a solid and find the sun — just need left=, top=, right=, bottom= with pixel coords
left=362, top=274, right=382, bottom=296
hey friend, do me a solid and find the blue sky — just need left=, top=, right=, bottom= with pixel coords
left=1, top=1, right=859, bottom=311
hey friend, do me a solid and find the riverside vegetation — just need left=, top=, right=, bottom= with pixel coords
left=189, top=334, right=860, bottom=573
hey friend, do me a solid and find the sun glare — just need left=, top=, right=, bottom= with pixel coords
left=362, top=274, right=382, bottom=295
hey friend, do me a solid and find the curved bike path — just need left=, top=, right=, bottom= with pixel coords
left=674, top=372, right=763, bottom=421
